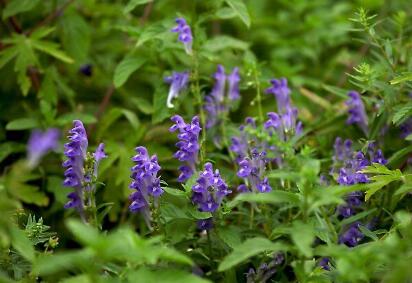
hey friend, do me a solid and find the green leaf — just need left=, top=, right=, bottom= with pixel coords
left=390, top=72, right=412, bottom=85
left=113, top=54, right=146, bottom=88
left=224, top=0, right=251, bottom=28
left=215, top=7, right=237, bottom=19
left=228, top=191, right=300, bottom=208
left=0, top=46, right=19, bottom=69
left=66, top=219, right=100, bottom=246
left=218, top=237, right=287, bottom=271
left=202, top=36, right=249, bottom=52
left=127, top=267, right=210, bottom=283
left=32, top=40, right=74, bottom=63
left=290, top=221, right=315, bottom=257
left=56, top=113, right=97, bottom=126
left=0, top=142, right=25, bottom=163
left=2, top=0, right=40, bottom=19
left=218, top=226, right=242, bottom=249
left=6, top=118, right=39, bottom=130
left=152, top=85, right=171, bottom=124
left=10, top=226, right=35, bottom=262
left=124, top=0, right=153, bottom=14
left=392, top=102, right=412, bottom=125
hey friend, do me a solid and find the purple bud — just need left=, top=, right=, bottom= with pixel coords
left=164, top=71, right=189, bottom=108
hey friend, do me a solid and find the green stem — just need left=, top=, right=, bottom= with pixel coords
left=253, top=64, right=264, bottom=123
left=192, top=51, right=207, bottom=163
left=249, top=203, right=255, bottom=229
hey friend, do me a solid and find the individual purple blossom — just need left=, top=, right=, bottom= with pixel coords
left=246, top=253, right=284, bottom=283
left=169, top=115, right=201, bottom=182
left=400, top=118, right=412, bottom=138
left=129, top=146, right=163, bottom=225
left=191, top=163, right=231, bottom=212
left=196, top=217, right=213, bottom=231
left=346, top=91, right=368, bottom=134
left=63, top=120, right=88, bottom=212
left=319, top=257, right=331, bottom=271
left=265, top=78, right=291, bottom=113
left=79, top=64, right=92, bottom=77
left=264, top=108, right=303, bottom=141
left=236, top=149, right=272, bottom=193
left=27, top=128, right=60, bottom=168
left=227, top=67, right=240, bottom=100
left=92, top=143, right=107, bottom=178
left=339, top=222, right=364, bottom=247
left=164, top=71, right=189, bottom=108
left=171, top=17, right=193, bottom=55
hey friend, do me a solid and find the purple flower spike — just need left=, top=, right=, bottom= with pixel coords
left=227, top=67, right=240, bottom=101
left=191, top=162, right=231, bottom=212
left=236, top=149, right=270, bottom=193
left=129, top=146, right=162, bottom=225
left=171, top=17, right=193, bottom=55
left=164, top=71, right=189, bottom=108
left=27, top=128, right=60, bottom=168
left=346, top=91, right=368, bottom=134
left=170, top=115, right=201, bottom=182
left=265, top=78, right=291, bottom=113
left=211, top=65, right=226, bottom=102
left=63, top=120, right=88, bottom=212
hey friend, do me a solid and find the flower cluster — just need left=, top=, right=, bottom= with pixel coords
left=192, top=163, right=231, bottom=212
left=63, top=120, right=89, bottom=211
left=63, top=120, right=107, bottom=217
left=169, top=115, right=201, bottom=182
left=129, top=146, right=163, bottom=224
left=171, top=17, right=193, bottom=55
left=204, top=65, right=240, bottom=129
left=339, top=222, right=365, bottom=247
left=164, top=71, right=189, bottom=108
left=346, top=91, right=368, bottom=134
left=237, top=149, right=272, bottom=193
left=230, top=117, right=257, bottom=161
left=246, top=253, right=284, bottom=283
left=27, top=128, right=60, bottom=168
left=264, top=78, right=302, bottom=141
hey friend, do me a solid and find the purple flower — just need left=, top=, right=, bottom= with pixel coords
left=170, top=115, right=201, bottom=182
left=196, top=217, right=213, bottom=231
left=227, top=67, right=240, bottom=100
left=265, top=78, right=291, bottom=113
left=129, top=146, right=163, bottom=225
left=164, top=71, right=189, bottom=108
left=339, top=223, right=364, bottom=247
left=400, top=118, right=412, bottom=138
left=63, top=120, right=88, bottom=211
left=79, top=64, right=92, bottom=77
left=236, top=149, right=271, bottom=193
left=171, top=18, right=193, bottom=55
left=264, top=108, right=302, bottom=141
left=346, top=91, right=368, bottom=134
left=319, top=257, right=331, bottom=271
left=191, top=163, right=231, bottom=212
left=27, top=128, right=60, bottom=168
left=92, top=143, right=107, bottom=178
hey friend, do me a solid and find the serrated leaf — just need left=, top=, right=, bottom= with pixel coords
left=392, top=102, right=412, bottom=125
left=218, top=237, right=286, bottom=271
left=113, top=55, right=146, bottom=88
left=0, top=47, right=19, bottom=69
left=2, top=0, right=40, bottom=19
left=6, top=118, right=39, bottom=130
left=224, top=0, right=251, bottom=28
left=32, top=40, right=74, bottom=63
left=124, top=0, right=152, bottom=14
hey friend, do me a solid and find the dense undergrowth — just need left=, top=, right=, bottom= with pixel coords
left=1, top=0, right=412, bottom=282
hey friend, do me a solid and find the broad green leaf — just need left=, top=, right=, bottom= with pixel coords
left=6, top=118, right=39, bottom=130
left=228, top=191, right=300, bottom=208
left=32, top=40, right=74, bottom=63
left=66, top=219, right=100, bottom=246
left=113, top=55, right=146, bottom=88
left=218, top=237, right=287, bottom=271
left=10, top=226, right=35, bottom=262
left=218, top=226, right=242, bottom=249
left=2, top=0, right=40, bottom=19
left=215, top=7, right=237, bottom=19
left=59, top=10, right=91, bottom=62
left=224, top=0, right=251, bottom=28
left=203, top=36, right=249, bottom=52
left=56, top=113, right=97, bottom=126
left=32, top=250, right=94, bottom=276
left=130, top=96, right=154, bottom=114
left=127, top=267, right=210, bottom=283
left=124, top=0, right=153, bottom=14
left=290, top=221, right=315, bottom=257
left=60, top=275, right=92, bottom=283
left=152, top=85, right=171, bottom=124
